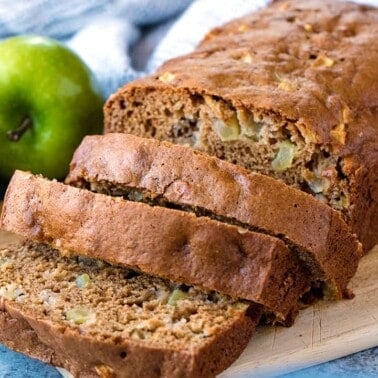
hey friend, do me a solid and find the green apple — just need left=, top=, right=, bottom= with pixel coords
left=0, top=35, right=104, bottom=181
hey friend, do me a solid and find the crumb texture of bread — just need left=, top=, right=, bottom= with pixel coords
left=104, top=0, right=378, bottom=251
left=0, top=243, right=261, bottom=377
left=1, top=170, right=309, bottom=322
left=66, top=133, right=362, bottom=300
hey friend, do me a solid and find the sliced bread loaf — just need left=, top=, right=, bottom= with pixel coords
left=0, top=242, right=261, bottom=377
left=1, top=171, right=308, bottom=322
left=66, top=133, right=362, bottom=299
left=103, top=0, right=378, bottom=252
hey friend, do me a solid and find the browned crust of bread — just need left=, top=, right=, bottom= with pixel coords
left=0, top=286, right=260, bottom=378
left=103, top=0, right=378, bottom=251
left=0, top=171, right=308, bottom=321
left=66, top=133, right=361, bottom=298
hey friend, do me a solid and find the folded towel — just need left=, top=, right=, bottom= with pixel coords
left=65, top=0, right=270, bottom=96
left=0, top=0, right=192, bottom=37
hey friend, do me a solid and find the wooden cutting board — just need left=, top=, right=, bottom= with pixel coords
left=222, top=243, right=378, bottom=377
left=0, top=228, right=377, bottom=377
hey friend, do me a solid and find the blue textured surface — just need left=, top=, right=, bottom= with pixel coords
left=0, top=345, right=60, bottom=377
left=1, top=343, right=377, bottom=377
left=282, top=346, right=378, bottom=378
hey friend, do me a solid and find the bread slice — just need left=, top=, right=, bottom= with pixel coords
left=1, top=170, right=308, bottom=322
left=103, top=0, right=378, bottom=252
left=66, top=133, right=361, bottom=300
left=0, top=242, right=261, bottom=377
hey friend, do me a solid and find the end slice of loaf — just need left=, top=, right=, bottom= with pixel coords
left=66, top=133, right=362, bottom=299
left=103, top=0, right=378, bottom=252
left=0, top=243, right=261, bottom=377
left=0, top=170, right=308, bottom=322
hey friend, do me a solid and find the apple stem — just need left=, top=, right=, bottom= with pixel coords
left=6, top=117, right=32, bottom=142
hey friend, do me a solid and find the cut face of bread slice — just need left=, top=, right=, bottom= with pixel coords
left=66, top=133, right=361, bottom=300
left=1, top=171, right=308, bottom=323
left=103, top=0, right=378, bottom=252
left=0, top=243, right=261, bottom=377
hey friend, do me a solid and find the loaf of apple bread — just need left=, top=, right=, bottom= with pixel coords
left=104, top=0, right=378, bottom=251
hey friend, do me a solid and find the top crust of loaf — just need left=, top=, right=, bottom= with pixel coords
left=104, top=0, right=378, bottom=251
left=66, top=133, right=362, bottom=298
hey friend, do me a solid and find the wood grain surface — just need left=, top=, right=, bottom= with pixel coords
left=222, top=243, right=378, bottom=377
left=0, top=228, right=377, bottom=377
